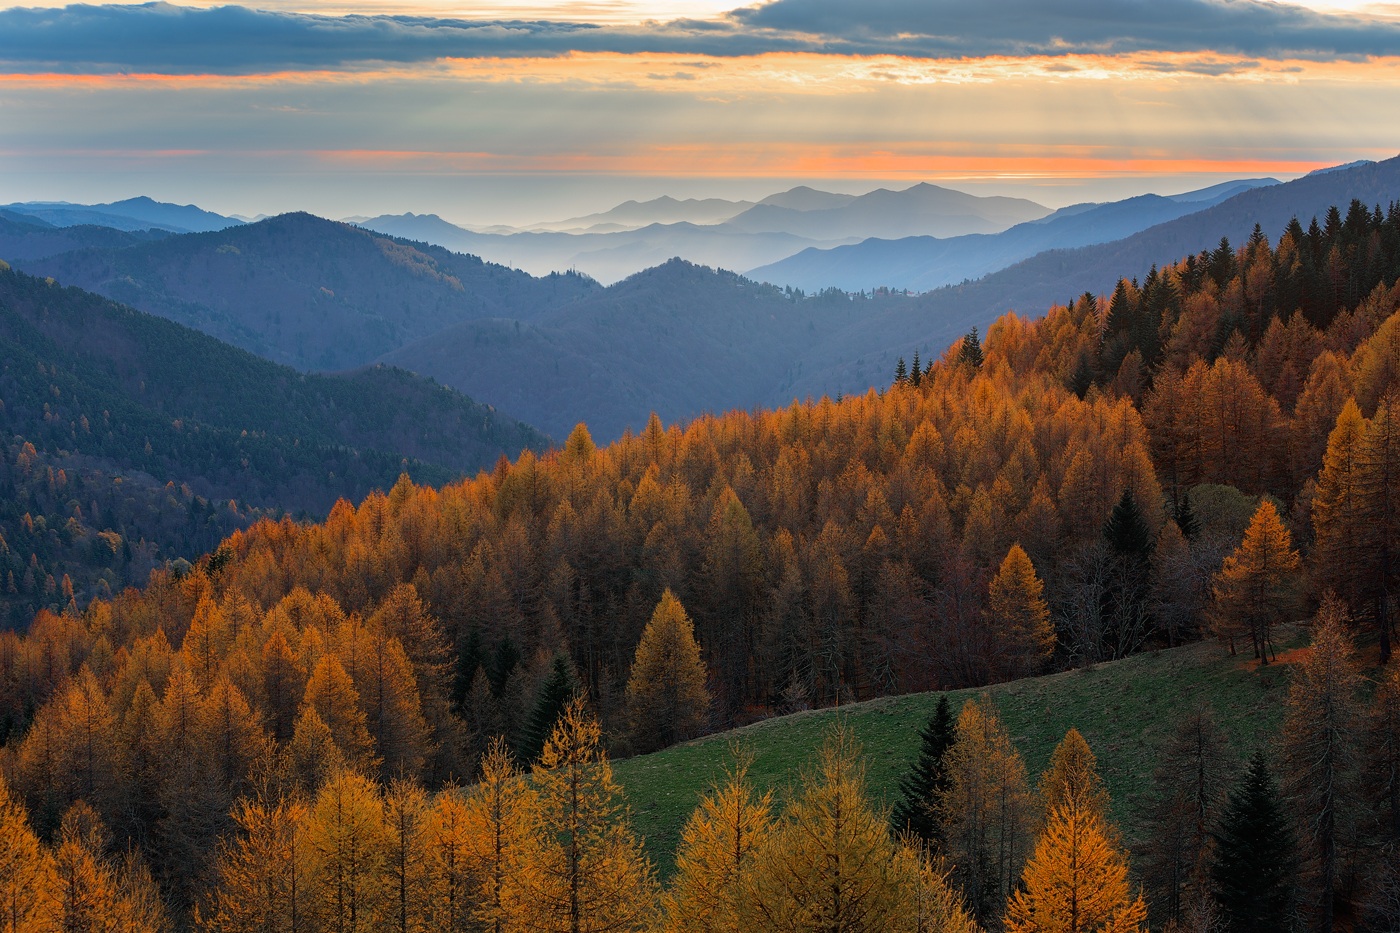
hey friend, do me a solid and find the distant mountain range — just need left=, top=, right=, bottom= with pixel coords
left=387, top=157, right=1400, bottom=437
left=504, top=195, right=758, bottom=233
left=746, top=178, right=1279, bottom=292
left=354, top=182, right=1051, bottom=284
left=3, top=159, right=1397, bottom=444
left=13, top=212, right=598, bottom=371
left=0, top=196, right=241, bottom=234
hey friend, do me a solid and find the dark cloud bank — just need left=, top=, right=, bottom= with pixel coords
left=2, top=0, right=1399, bottom=73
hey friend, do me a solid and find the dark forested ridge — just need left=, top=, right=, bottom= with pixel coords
left=380, top=258, right=919, bottom=439
left=0, top=263, right=548, bottom=627
left=16, top=212, right=599, bottom=371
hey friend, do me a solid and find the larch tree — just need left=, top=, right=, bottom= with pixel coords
left=1136, top=706, right=1231, bottom=928
left=940, top=695, right=1034, bottom=927
left=662, top=752, right=775, bottom=933
left=888, top=844, right=984, bottom=933
left=985, top=546, right=1056, bottom=682
left=302, top=655, right=379, bottom=776
left=1282, top=596, right=1362, bottom=933
left=304, top=769, right=392, bottom=933
left=625, top=589, right=711, bottom=754
left=1037, top=728, right=1109, bottom=823
left=1311, top=399, right=1368, bottom=608
left=699, top=488, right=764, bottom=721
left=890, top=694, right=957, bottom=849
left=50, top=802, right=160, bottom=933
left=1006, top=730, right=1146, bottom=933
left=525, top=697, right=656, bottom=933
left=202, top=798, right=310, bottom=933
left=418, top=789, right=474, bottom=933
left=1209, top=499, right=1301, bottom=662
left=740, top=726, right=907, bottom=933
left=0, top=772, right=55, bottom=933
left=382, top=779, right=430, bottom=933
left=461, top=737, right=540, bottom=933
left=288, top=707, right=348, bottom=795
left=1210, top=752, right=1295, bottom=933
left=1356, top=396, right=1400, bottom=662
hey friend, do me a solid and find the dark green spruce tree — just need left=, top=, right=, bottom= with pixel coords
left=1211, top=751, right=1296, bottom=933
left=1101, top=489, right=1155, bottom=658
left=890, top=694, right=957, bottom=848
left=959, top=327, right=984, bottom=370
left=516, top=652, right=581, bottom=763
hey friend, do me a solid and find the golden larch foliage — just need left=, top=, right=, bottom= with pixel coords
left=1311, top=398, right=1369, bottom=601
left=740, top=726, right=906, bottom=933
left=940, top=695, right=1034, bottom=927
left=202, top=798, right=310, bottom=933
left=0, top=771, right=55, bottom=933
left=525, top=697, right=656, bottom=933
left=460, top=738, right=540, bottom=933
left=661, top=753, right=774, bottom=933
left=1038, top=728, right=1109, bottom=825
left=625, top=589, right=711, bottom=754
left=302, top=655, right=379, bottom=776
left=1004, top=805, right=1147, bottom=933
left=304, top=770, right=392, bottom=933
left=986, top=545, right=1055, bottom=681
left=1006, top=731, right=1146, bottom=933
left=1209, top=499, right=1302, bottom=662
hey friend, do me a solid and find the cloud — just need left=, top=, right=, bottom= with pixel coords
left=729, top=0, right=1400, bottom=59
left=1, top=0, right=1399, bottom=74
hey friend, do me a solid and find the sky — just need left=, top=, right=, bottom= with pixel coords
left=1, top=0, right=1399, bottom=225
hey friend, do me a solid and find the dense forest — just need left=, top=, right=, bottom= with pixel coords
left=0, top=264, right=547, bottom=627
left=2, top=200, right=1400, bottom=931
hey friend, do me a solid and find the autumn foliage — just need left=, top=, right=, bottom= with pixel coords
left=0, top=201, right=1399, bottom=928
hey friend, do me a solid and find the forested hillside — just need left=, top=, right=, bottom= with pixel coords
left=0, top=264, right=547, bottom=627
left=2, top=200, right=1400, bottom=931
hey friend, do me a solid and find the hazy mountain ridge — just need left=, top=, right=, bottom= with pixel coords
left=780, top=156, right=1400, bottom=400
left=1, top=195, right=242, bottom=234
left=0, top=211, right=171, bottom=262
left=355, top=182, right=1050, bottom=283
left=747, top=178, right=1280, bottom=292
left=16, top=212, right=600, bottom=370
left=722, top=182, right=1050, bottom=239
left=378, top=258, right=893, bottom=439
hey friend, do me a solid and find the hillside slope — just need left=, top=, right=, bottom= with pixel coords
left=0, top=264, right=548, bottom=624
left=614, top=637, right=1296, bottom=873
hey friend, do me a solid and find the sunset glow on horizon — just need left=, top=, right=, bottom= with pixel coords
left=1, top=0, right=1397, bottom=221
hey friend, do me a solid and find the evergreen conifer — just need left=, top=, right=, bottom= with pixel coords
left=1210, top=751, right=1295, bottom=933
left=890, top=695, right=956, bottom=847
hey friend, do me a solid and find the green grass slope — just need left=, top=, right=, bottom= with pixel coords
left=614, top=636, right=1297, bottom=874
